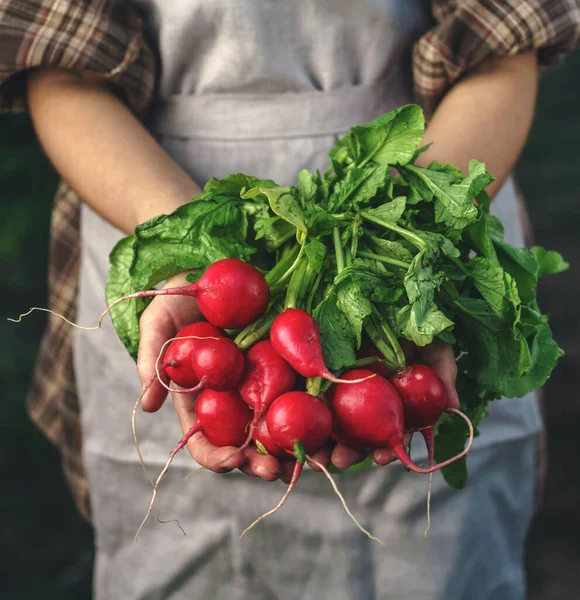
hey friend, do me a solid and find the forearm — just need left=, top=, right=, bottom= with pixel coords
left=416, top=52, right=539, bottom=198
left=27, top=67, right=201, bottom=234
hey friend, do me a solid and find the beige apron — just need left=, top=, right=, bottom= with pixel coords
left=74, top=1, right=539, bottom=598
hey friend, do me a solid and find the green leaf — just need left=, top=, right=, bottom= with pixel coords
left=349, top=104, right=425, bottom=167
left=297, top=170, right=318, bottom=209
left=242, top=186, right=307, bottom=234
left=397, top=303, right=454, bottom=346
left=466, top=257, right=521, bottom=318
left=313, top=266, right=390, bottom=369
left=492, top=239, right=539, bottom=303
left=401, top=160, right=493, bottom=229
left=106, top=199, right=257, bottom=357
left=131, top=200, right=255, bottom=291
left=204, top=173, right=275, bottom=197
left=105, top=236, right=147, bottom=360
left=328, top=166, right=388, bottom=210
left=362, top=196, right=406, bottom=224
left=531, top=246, right=569, bottom=277
left=304, top=239, right=327, bottom=273
left=367, top=236, right=414, bottom=263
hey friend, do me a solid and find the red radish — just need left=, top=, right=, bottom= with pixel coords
left=195, top=389, right=253, bottom=447
left=388, top=363, right=449, bottom=537
left=328, top=370, right=473, bottom=474
left=389, top=363, right=446, bottom=468
left=253, top=416, right=286, bottom=458
left=240, top=391, right=332, bottom=538
left=190, top=336, right=245, bottom=392
left=162, top=322, right=224, bottom=387
left=270, top=309, right=374, bottom=384
left=238, top=340, right=296, bottom=450
left=77, top=258, right=270, bottom=331
left=267, top=391, right=332, bottom=454
left=136, top=388, right=252, bottom=544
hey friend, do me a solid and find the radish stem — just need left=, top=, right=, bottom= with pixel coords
left=333, top=226, right=346, bottom=274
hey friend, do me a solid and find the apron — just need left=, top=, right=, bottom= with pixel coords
left=73, top=2, right=539, bottom=598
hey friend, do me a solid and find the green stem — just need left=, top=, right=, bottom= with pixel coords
left=350, top=220, right=360, bottom=260
left=371, top=305, right=406, bottom=369
left=285, top=257, right=308, bottom=309
left=345, top=246, right=353, bottom=267
left=358, top=250, right=410, bottom=270
left=359, top=210, right=426, bottom=251
left=306, top=270, right=323, bottom=314
left=269, top=241, right=306, bottom=291
left=333, top=226, right=346, bottom=274
left=265, top=243, right=300, bottom=285
left=306, top=377, right=322, bottom=397
left=364, top=319, right=398, bottom=369
left=237, top=308, right=281, bottom=350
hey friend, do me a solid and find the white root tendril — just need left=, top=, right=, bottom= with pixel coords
left=239, top=476, right=297, bottom=540
left=424, top=472, right=433, bottom=539
left=307, top=456, right=384, bottom=546
left=133, top=377, right=190, bottom=552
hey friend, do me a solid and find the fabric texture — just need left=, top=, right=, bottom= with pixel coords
left=414, top=0, right=580, bottom=114
left=0, top=0, right=155, bottom=520
left=0, top=0, right=577, bottom=521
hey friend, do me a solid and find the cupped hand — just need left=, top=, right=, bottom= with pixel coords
left=135, top=272, right=282, bottom=481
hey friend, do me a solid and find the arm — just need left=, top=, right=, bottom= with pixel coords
left=26, top=67, right=281, bottom=479
left=27, top=67, right=201, bottom=233
left=415, top=52, right=539, bottom=197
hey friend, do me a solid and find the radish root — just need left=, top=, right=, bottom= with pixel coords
left=240, top=460, right=303, bottom=539
left=307, top=456, right=384, bottom=546
left=134, top=420, right=200, bottom=550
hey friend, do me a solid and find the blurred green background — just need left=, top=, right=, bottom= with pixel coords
left=1, top=52, right=579, bottom=599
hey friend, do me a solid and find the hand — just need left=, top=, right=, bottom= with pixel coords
left=330, top=339, right=460, bottom=469
left=136, top=272, right=281, bottom=481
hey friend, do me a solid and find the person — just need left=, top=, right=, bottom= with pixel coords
left=2, top=1, right=579, bottom=598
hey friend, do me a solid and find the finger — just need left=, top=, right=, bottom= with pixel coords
left=306, top=440, right=334, bottom=471
left=239, top=447, right=281, bottom=481
left=417, top=340, right=459, bottom=409
left=371, top=448, right=398, bottom=466
left=173, top=392, right=244, bottom=472
left=372, top=433, right=413, bottom=466
left=331, top=444, right=366, bottom=469
left=138, top=293, right=200, bottom=413
left=279, top=458, right=296, bottom=484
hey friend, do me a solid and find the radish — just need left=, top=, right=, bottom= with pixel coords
left=35, top=258, right=270, bottom=332
left=240, top=391, right=332, bottom=537
left=389, top=363, right=446, bottom=468
left=253, top=416, right=286, bottom=458
left=190, top=336, right=245, bottom=392
left=270, top=308, right=374, bottom=384
left=136, top=388, right=252, bottom=546
left=238, top=340, right=296, bottom=450
left=156, top=335, right=245, bottom=395
left=162, top=322, right=224, bottom=387
left=328, top=370, right=473, bottom=474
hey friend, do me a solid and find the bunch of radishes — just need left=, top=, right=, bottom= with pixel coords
left=127, top=257, right=473, bottom=540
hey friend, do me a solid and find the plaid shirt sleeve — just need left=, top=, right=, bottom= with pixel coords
left=414, top=0, right=580, bottom=115
left=0, top=0, right=155, bottom=114
left=0, top=0, right=156, bottom=521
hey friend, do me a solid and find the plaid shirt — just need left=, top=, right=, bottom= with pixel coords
left=1, top=0, right=578, bottom=522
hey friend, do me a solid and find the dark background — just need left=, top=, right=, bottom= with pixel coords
left=1, top=52, right=579, bottom=599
